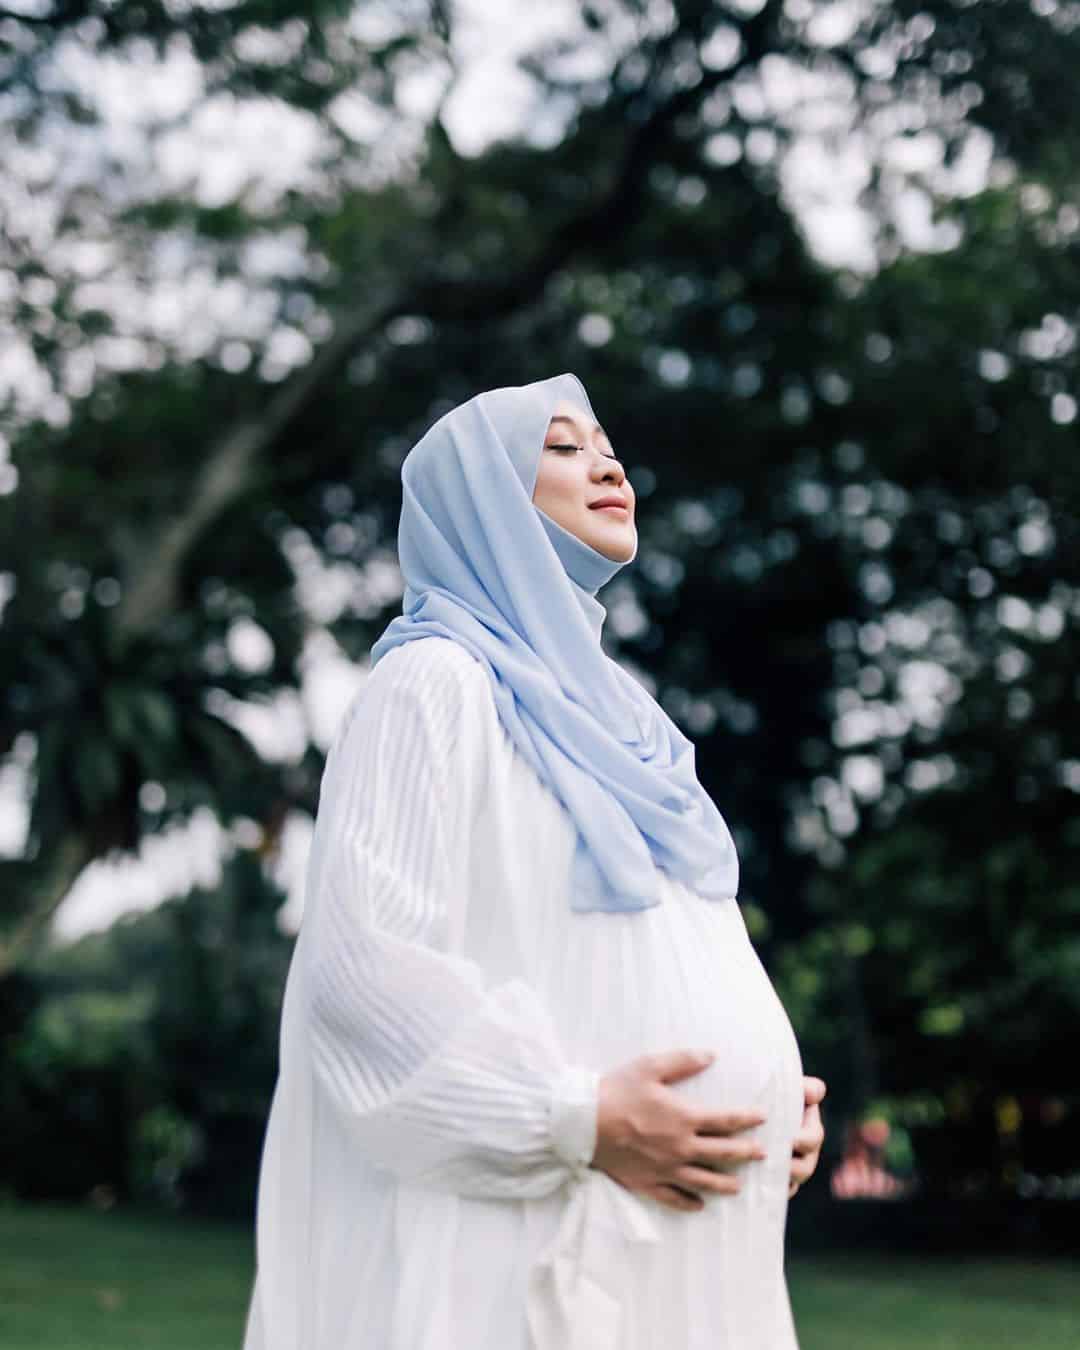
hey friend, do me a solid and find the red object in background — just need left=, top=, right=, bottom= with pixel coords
left=830, top=1117, right=909, bottom=1200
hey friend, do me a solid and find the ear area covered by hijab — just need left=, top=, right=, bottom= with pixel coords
left=368, top=372, right=739, bottom=914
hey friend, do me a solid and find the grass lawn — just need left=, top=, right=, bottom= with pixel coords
left=1, top=1202, right=1077, bottom=1349
left=788, top=1250, right=1080, bottom=1350
left=0, top=1203, right=253, bottom=1350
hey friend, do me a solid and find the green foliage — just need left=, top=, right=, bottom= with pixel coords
left=16, top=989, right=153, bottom=1075
left=1, top=0, right=1078, bottom=1214
left=4, top=852, right=291, bottom=1214
left=131, top=1105, right=206, bottom=1209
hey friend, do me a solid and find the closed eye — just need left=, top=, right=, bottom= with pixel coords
left=546, top=443, right=620, bottom=461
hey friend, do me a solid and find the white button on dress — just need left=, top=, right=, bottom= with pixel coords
left=243, top=636, right=805, bottom=1350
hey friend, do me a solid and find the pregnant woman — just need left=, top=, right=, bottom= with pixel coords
left=243, top=372, right=826, bottom=1350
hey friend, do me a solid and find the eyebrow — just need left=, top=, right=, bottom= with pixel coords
left=548, top=415, right=611, bottom=440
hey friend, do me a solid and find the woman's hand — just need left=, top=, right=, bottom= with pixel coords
left=788, top=1075, right=827, bottom=1198
left=592, top=1049, right=767, bottom=1213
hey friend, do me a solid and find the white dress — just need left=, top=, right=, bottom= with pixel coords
left=243, top=635, right=805, bottom=1350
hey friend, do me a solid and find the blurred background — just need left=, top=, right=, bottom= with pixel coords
left=1, top=0, right=1078, bottom=1345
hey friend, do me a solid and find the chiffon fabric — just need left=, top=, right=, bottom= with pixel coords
left=367, top=371, right=740, bottom=914
left=242, top=636, right=805, bottom=1350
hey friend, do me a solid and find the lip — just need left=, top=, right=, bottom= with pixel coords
left=589, top=497, right=630, bottom=513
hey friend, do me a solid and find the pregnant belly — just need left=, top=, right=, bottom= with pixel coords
left=534, top=887, right=806, bottom=1350
left=541, top=880, right=805, bottom=1167
left=680, top=906, right=800, bottom=1105
left=657, top=896, right=806, bottom=1350
left=627, top=891, right=806, bottom=1346
left=623, top=889, right=805, bottom=1174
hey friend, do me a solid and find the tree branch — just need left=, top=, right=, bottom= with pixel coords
left=0, top=832, right=93, bottom=978
left=114, top=18, right=781, bottom=642
left=113, top=285, right=407, bottom=641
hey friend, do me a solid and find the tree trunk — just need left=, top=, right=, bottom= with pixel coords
left=0, top=832, right=93, bottom=978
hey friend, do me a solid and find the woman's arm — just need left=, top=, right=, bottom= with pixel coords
left=300, top=647, right=598, bottom=1199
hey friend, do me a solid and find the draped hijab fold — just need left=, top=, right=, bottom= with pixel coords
left=368, top=372, right=739, bottom=913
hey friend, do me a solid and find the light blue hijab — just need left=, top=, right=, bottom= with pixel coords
left=368, top=372, right=739, bottom=913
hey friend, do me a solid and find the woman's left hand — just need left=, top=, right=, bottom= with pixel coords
left=788, top=1075, right=827, bottom=1198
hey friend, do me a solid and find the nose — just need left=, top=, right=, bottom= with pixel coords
left=591, top=451, right=625, bottom=486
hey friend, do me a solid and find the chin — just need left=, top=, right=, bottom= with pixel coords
left=590, top=527, right=637, bottom=563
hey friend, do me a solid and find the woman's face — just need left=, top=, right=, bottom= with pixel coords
left=532, top=398, right=637, bottom=562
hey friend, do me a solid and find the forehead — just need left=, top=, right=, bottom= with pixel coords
left=546, top=399, right=607, bottom=436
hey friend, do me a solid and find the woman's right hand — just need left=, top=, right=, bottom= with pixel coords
left=591, top=1049, right=767, bottom=1212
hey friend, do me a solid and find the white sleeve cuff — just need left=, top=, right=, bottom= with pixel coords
left=549, top=1064, right=600, bottom=1177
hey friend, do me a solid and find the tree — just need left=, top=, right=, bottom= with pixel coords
left=2, top=0, right=1078, bottom=1201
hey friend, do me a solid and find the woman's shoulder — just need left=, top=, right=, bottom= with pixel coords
left=332, top=636, right=494, bottom=756
left=317, top=638, right=499, bottom=863
left=368, top=635, right=491, bottom=704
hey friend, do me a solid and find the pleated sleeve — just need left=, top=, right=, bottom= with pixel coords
left=300, top=639, right=599, bottom=1199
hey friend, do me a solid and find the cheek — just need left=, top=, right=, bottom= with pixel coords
left=539, top=460, right=586, bottom=507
